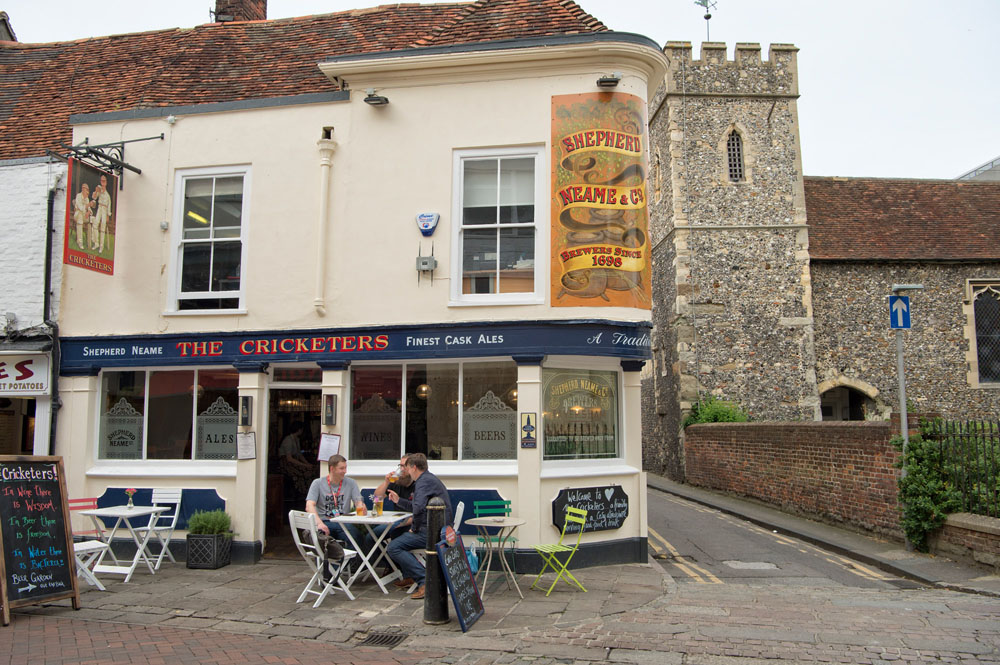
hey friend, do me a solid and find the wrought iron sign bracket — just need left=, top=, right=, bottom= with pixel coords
left=50, top=134, right=163, bottom=190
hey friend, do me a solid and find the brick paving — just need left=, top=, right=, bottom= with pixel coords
left=6, top=614, right=443, bottom=665
left=6, top=556, right=997, bottom=664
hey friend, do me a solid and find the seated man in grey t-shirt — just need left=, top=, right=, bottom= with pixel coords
left=306, top=454, right=364, bottom=548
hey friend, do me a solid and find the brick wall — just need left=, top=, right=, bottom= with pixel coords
left=684, top=420, right=1000, bottom=571
left=685, top=421, right=903, bottom=538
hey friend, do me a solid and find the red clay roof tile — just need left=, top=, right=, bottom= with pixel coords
left=805, top=176, right=1000, bottom=261
left=0, top=0, right=606, bottom=160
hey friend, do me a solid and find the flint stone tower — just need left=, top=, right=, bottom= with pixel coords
left=643, top=42, right=819, bottom=479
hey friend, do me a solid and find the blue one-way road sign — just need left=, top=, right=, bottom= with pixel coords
left=890, top=295, right=911, bottom=329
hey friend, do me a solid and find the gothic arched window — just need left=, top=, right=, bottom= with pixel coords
left=973, top=284, right=1000, bottom=383
left=726, top=130, right=745, bottom=182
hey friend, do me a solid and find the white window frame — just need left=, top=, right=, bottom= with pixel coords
left=89, top=366, right=239, bottom=477
left=450, top=146, right=546, bottom=306
left=538, top=361, right=624, bottom=464
left=166, top=165, right=251, bottom=314
left=345, top=358, right=520, bottom=464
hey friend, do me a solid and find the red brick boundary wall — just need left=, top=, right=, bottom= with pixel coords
left=684, top=421, right=903, bottom=539
left=683, top=421, right=1000, bottom=571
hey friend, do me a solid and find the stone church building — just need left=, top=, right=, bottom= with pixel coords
left=642, top=42, right=1000, bottom=479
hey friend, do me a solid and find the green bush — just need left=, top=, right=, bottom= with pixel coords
left=682, top=396, right=749, bottom=428
left=186, top=509, right=232, bottom=537
left=894, top=431, right=961, bottom=552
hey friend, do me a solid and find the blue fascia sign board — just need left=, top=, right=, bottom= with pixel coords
left=60, top=319, right=651, bottom=375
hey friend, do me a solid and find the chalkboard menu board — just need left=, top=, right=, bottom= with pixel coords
left=552, top=485, right=629, bottom=533
left=0, top=456, right=80, bottom=626
left=436, top=531, right=483, bottom=632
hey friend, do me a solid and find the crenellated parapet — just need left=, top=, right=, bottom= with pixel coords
left=663, top=41, right=798, bottom=97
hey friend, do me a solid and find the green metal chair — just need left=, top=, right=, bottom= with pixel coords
left=530, top=506, right=588, bottom=596
left=473, top=499, right=517, bottom=571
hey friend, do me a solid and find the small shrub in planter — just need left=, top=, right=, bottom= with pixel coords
left=186, top=509, right=233, bottom=569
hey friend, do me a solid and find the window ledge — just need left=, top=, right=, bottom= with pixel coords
left=86, top=461, right=237, bottom=478
left=163, top=309, right=248, bottom=317
left=540, top=460, right=638, bottom=479
left=348, top=460, right=518, bottom=478
left=448, top=298, right=544, bottom=307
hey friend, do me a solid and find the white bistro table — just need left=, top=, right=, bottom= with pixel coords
left=78, top=505, right=167, bottom=584
left=465, top=515, right=526, bottom=598
left=332, top=511, right=411, bottom=594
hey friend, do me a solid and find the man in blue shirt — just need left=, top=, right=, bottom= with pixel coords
left=386, top=453, right=453, bottom=599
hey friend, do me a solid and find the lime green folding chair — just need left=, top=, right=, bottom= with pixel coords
left=530, top=506, right=588, bottom=596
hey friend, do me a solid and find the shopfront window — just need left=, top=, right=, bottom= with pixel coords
left=350, top=361, right=517, bottom=461
left=542, top=369, right=619, bottom=460
left=99, top=368, right=239, bottom=460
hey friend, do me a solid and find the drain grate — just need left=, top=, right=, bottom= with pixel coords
left=357, top=632, right=407, bottom=648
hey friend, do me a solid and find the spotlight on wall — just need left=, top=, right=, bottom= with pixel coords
left=596, top=72, right=622, bottom=88
left=415, top=384, right=431, bottom=400
left=363, top=88, right=390, bottom=106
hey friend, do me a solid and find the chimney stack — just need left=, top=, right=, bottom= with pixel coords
left=214, top=0, right=267, bottom=23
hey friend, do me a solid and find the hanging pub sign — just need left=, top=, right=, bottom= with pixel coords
left=64, top=158, right=117, bottom=275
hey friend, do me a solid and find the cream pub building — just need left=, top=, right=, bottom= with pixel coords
left=39, top=0, right=668, bottom=565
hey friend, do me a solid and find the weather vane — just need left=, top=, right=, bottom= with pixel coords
left=694, top=0, right=717, bottom=41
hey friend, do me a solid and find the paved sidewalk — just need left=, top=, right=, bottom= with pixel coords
left=4, top=479, right=1000, bottom=663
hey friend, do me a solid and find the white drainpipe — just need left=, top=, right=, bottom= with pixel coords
left=315, top=135, right=337, bottom=316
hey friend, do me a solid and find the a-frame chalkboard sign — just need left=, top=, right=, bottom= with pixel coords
left=0, top=456, right=80, bottom=626
left=436, top=527, right=483, bottom=632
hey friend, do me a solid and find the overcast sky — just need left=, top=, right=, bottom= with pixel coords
left=5, top=0, right=997, bottom=179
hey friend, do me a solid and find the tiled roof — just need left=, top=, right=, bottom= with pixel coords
left=0, top=1, right=606, bottom=160
left=417, top=0, right=605, bottom=46
left=805, top=176, right=1000, bottom=261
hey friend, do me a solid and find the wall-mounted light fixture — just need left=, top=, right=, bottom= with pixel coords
left=240, top=396, right=253, bottom=426
left=364, top=88, right=390, bottom=106
left=596, top=72, right=622, bottom=88
left=323, top=394, right=337, bottom=426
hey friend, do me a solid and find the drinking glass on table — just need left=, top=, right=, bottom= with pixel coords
left=373, top=495, right=384, bottom=516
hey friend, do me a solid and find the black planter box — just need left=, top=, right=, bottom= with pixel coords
left=186, top=533, right=232, bottom=569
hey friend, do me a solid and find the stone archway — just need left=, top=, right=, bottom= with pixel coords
left=817, top=377, right=880, bottom=421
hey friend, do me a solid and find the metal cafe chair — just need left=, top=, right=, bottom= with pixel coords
left=134, top=488, right=182, bottom=570
left=530, top=506, right=588, bottom=596
left=289, top=510, right=357, bottom=606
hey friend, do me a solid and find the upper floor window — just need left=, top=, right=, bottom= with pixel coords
left=451, top=147, right=544, bottom=305
left=726, top=131, right=745, bottom=182
left=171, top=167, right=250, bottom=312
left=973, top=283, right=1000, bottom=384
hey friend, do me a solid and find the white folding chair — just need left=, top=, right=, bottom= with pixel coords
left=74, top=540, right=111, bottom=591
left=134, top=488, right=182, bottom=570
left=289, top=510, right=357, bottom=606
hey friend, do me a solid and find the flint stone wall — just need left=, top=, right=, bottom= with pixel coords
left=812, top=261, right=1000, bottom=418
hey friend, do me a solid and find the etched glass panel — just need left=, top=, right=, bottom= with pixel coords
left=351, top=366, right=402, bottom=460
left=542, top=369, right=619, bottom=460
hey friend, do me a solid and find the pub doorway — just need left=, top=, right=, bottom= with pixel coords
left=265, top=388, right=321, bottom=558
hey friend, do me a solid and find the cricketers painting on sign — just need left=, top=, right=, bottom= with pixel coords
left=64, top=158, right=117, bottom=275
left=550, top=93, right=651, bottom=308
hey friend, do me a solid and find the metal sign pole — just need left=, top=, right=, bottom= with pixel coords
left=896, top=328, right=908, bottom=456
